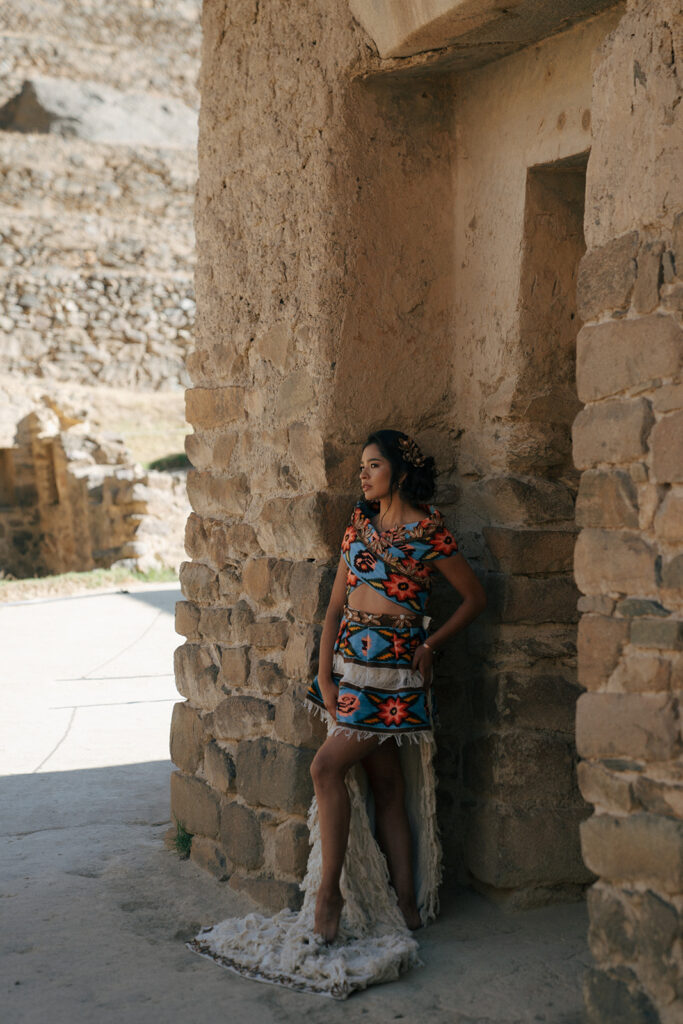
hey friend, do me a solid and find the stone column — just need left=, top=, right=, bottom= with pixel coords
left=573, top=3, right=683, bottom=1020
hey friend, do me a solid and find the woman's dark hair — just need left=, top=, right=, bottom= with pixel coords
left=364, top=429, right=437, bottom=504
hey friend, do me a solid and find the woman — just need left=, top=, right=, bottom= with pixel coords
left=187, top=429, right=486, bottom=998
left=306, top=429, right=487, bottom=942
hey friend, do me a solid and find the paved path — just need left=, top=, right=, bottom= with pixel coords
left=0, top=585, right=592, bottom=1024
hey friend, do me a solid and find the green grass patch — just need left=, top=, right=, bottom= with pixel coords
left=172, top=819, right=193, bottom=859
left=145, top=452, right=190, bottom=471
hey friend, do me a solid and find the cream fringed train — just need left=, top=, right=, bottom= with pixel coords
left=186, top=720, right=442, bottom=1000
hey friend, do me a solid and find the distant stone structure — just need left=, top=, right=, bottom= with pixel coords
left=172, top=2, right=683, bottom=1021
left=0, top=0, right=200, bottom=388
left=0, top=0, right=200, bottom=577
left=0, top=383, right=188, bottom=577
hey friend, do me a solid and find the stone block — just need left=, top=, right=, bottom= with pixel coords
left=174, top=643, right=222, bottom=710
left=220, top=799, right=264, bottom=870
left=250, top=659, right=287, bottom=695
left=273, top=819, right=310, bottom=879
left=654, top=491, right=683, bottom=542
left=465, top=804, right=593, bottom=888
left=464, top=731, right=582, bottom=806
left=257, top=493, right=351, bottom=561
left=650, top=410, right=683, bottom=483
left=229, top=874, right=302, bottom=912
left=203, top=740, right=237, bottom=795
left=576, top=470, right=639, bottom=529
left=572, top=398, right=654, bottom=469
left=242, top=557, right=277, bottom=602
left=185, top=386, right=246, bottom=429
left=653, top=381, right=683, bottom=413
left=179, top=561, right=219, bottom=605
left=242, top=557, right=292, bottom=605
left=189, top=836, right=230, bottom=881
left=469, top=476, right=575, bottom=527
left=284, top=627, right=320, bottom=679
left=577, top=761, right=636, bottom=813
left=207, top=695, right=275, bottom=741
left=186, top=470, right=249, bottom=517
left=170, top=701, right=205, bottom=774
left=174, top=600, right=200, bottom=639
left=255, top=324, right=291, bottom=372
left=630, top=618, right=683, bottom=651
left=576, top=692, right=678, bottom=760
left=583, top=967, right=661, bottom=1024
left=661, top=554, right=683, bottom=590
left=587, top=884, right=680, bottom=1004
left=614, top=598, right=668, bottom=618
left=275, top=371, right=315, bottom=422
left=482, top=528, right=576, bottom=573
left=580, top=812, right=683, bottom=892
left=574, top=529, right=656, bottom=595
left=288, top=422, right=326, bottom=490
left=633, top=774, right=683, bottom=820
left=236, top=738, right=314, bottom=815
left=492, top=670, right=582, bottom=733
left=633, top=240, right=664, bottom=313
left=248, top=618, right=289, bottom=649
left=288, top=560, right=332, bottom=621
left=197, top=607, right=232, bottom=643
left=170, top=771, right=220, bottom=838
left=186, top=431, right=238, bottom=473
left=492, top=574, right=579, bottom=624
left=217, top=565, right=242, bottom=602
left=608, top=650, right=672, bottom=692
left=576, top=231, right=638, bottom=322
left=275, top=690, right=326, bottom=749
left=220, top=646, right=249, bottom=687
left=576, top=315, right=682, bottom=403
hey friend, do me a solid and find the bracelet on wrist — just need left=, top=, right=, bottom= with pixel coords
left=422, top=640, right=437, bottom=654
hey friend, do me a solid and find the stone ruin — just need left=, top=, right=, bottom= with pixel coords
left=0, top=383, right=188, bottom=579
left=170, top=1, right=683, bottom=1022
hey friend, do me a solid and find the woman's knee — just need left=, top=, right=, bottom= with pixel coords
left=310, top=749, right=346, bottom=788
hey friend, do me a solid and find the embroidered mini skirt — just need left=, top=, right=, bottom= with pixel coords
left=305, top=606, right=437, bottom=745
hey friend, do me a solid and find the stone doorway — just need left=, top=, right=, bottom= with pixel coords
left=464, top=153, right=595, bottom=908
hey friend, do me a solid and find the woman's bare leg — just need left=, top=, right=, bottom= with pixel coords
left=310, top=731, right=381, bottom=941
left=362, top=741, right=421, bottom=930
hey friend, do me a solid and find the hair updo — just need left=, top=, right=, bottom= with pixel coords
left=364, top=429, right=437, bottom=504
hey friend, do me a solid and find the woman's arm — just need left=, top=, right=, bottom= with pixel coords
left=412, top=553, right=487, bottom=688
left=317, top=556, right=349, bottom=717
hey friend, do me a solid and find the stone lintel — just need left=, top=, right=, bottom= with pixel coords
left=349, top=0, right=619, bottom=63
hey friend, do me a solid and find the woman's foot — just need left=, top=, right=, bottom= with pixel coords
left=315, top=886, right=344, bottom=943
left=397, top=896, right=422, bottom=931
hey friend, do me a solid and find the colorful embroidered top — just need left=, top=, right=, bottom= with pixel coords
left=341, top=499, right=459, bottom=614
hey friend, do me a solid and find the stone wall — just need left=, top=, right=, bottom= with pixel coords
left=572, top=3, right=683, bottom=1021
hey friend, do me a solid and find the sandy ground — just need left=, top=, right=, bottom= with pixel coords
left=0, top=585, right=592, bottom=1024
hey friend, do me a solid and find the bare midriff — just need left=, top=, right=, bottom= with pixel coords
left=346, top=581, right=418, bottom=619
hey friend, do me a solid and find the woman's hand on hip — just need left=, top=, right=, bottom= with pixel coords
left=412, top=644, right=433, bottom=690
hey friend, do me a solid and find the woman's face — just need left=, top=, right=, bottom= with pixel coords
left=359, top=444, right=393, bottom=501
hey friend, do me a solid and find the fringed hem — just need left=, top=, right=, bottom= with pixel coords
left=328, top=722, right=434, bottom=747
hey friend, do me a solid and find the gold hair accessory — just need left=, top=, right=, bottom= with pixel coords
left=398, top=435, right=426, bottom=467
